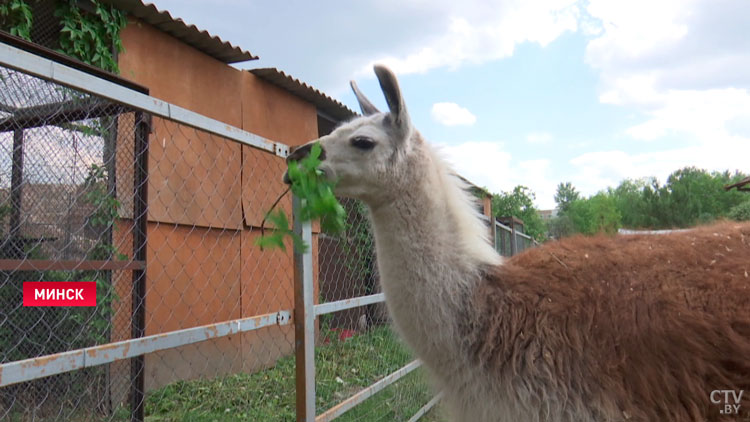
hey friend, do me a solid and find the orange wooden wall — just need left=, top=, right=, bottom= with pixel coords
left=110, top=17, right=320, bottom=395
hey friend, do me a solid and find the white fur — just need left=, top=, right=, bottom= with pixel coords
left=292, top=66, right=578, bottom=421
left=285, top=65, right=750, bottom=422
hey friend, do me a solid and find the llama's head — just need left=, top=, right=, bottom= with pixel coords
left=284, top=65, right=419, bottom=205
left=285, top=65, right=502, bottom=266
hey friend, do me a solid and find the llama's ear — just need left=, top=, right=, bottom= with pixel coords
left=350, top=80, right=380, bottom=115
left=374, top=65, right=410, bottom=134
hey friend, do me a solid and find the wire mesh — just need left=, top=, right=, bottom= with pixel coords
left=0, top=56, right=297, bottom=421
left=0, top=62, right=139, bottom=421
left=315, top=199, right=443, bottom=422
left=0, top=0, right=114, bottom=59
left=495, top=224, right=512, bottom=257
left=140, top=116, right=296, bottom=422
left=0, top=38, right=503, bottom=421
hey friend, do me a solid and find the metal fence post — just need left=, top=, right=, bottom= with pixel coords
left=131, top=112, right=150, bottom=422
left=293, top=195, right=316, bottom=422
left=499, top=224, right=506, bottom=256
left=9, top=129, right=24, bottom=243
left=510, top=223, right=517, bottom=256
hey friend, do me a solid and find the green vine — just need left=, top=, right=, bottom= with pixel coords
left=0, top=0, right=127, bottom=73
left=55, top=0, right=127, bottom=73
left=84, top=163, right=127, bottom=261
left=0, top=0, right=33, bottom=40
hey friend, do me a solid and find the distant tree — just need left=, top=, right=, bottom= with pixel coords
left=546, top=215, right=575, bottom=239
left=663, top=167, right=725, bottom=227
left=604, top=168, right=749, bottom=230
left=566, top=193, right=621, bottom=235
left=554, top=182, right=580, bottom=213
left=728, top=199, right=750, bottom=222
left=492, top=186, right=547, bottom=242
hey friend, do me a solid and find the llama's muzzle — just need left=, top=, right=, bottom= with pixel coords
left=282, top=143, right=326, bottom=184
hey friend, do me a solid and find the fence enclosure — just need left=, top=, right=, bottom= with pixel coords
left=0, top=37, right=535, bottom=422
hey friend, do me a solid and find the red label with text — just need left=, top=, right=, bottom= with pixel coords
left=23, top=282, right=97, bottom=307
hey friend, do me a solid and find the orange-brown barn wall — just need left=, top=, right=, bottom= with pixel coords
left=111, top=18, right=320, bottom=396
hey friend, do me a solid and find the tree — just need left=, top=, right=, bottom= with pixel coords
left=728, top=199, right=750, bottom=221
left=546, top=215, right=575, bottom=239
left=554, top=182, right=580, bottom=213
left=609, top=178, right=657, bottom=229
left=663, top=167, right=725, bottom=227
left=566, top=193, right=621, bottom=235
left=492, top=186, right=547, bottom=242
left=605, top=168, right=749, bottom=230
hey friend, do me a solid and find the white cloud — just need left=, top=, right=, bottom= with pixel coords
left=584, top=0, right=750, bottom=147
left=525, top=132, right=553, bottom=144
left=569, top=140, right=750, bottom=199
left=430, top=102, right=477, bottom=126
left=370, top=0, right=580, bottom=75
left=436, top=141, right=558, bottom=209
left=150, top=0, right=581, bottom=93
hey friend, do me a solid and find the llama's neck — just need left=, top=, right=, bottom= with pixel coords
left=367, top=144, right=501, bottom=361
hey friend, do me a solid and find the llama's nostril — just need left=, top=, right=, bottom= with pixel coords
left=286, top=143, right=326, bottom=163
left=286, top=143, right=312, bottom=163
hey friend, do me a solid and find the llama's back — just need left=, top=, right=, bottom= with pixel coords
left=467, top=221, right=750, bottom=422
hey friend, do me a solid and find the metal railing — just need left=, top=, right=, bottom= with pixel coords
left=0, top=40, right=441, bottom=422
left=493, top=219, right=538, bottom=256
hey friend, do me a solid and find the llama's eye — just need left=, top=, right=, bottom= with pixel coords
left=350, top=136, right=376, bottom=151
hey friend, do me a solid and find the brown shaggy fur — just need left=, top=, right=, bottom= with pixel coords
left=468, top=221, right=750, bottom=421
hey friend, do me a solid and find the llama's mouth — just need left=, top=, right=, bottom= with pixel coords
left=281, top=167, right=334, bottom=186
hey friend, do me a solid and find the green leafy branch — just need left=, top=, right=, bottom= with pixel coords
left=84, top=163, right=127, bottom=260
left=256, top=143, right=346, bottom=253
left=55, top=0, right=128, bottom=73
left=0, top=0, right=33, bottom=40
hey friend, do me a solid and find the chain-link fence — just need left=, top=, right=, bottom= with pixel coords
left=0, top=40, right=298, bottom=422
left=313, top=199, right=439, bottom=422
left=494, top=220, right=537, bottom=257
left=0, top=39, right=539, bottom=422
left=0, top=59, right=144, bottom=420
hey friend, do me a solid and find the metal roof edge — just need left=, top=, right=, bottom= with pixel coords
left=102, top=0, right=258, bottom=64
left=249, top=68, right=358, bottom=123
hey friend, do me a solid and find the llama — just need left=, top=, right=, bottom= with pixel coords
left=284, top=65, right=750, bottom=422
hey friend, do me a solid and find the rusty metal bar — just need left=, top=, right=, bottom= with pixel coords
left=0, top=42, right=288, bottom=156
left=293, top=195, right=316, bottom=422
left=407, top=393, right=444, bottom=422
left=0, top=311, right=291, bottom=388
left=314, top=293, right=385, bottom=316
left=315, top=360, right=422, bottom=422
left=130, top=111, right=150, bottom=422
left=0, top=259, right=145, bottom=271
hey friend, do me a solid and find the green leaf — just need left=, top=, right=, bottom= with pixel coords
left=256, top=142, right=346, bottom=253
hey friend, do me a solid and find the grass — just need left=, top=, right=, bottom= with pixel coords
left=144, top=326, right=446, bottom=422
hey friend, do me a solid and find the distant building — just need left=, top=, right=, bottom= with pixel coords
left=538, top=209, right=558, bottom=220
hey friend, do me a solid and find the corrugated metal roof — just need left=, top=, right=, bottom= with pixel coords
left=102, top=0, right=257, bottom=64
left=250, top=68, right=358, bottom=123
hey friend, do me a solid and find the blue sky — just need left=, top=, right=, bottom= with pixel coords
left=149, top=0, right=750, bottom=209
